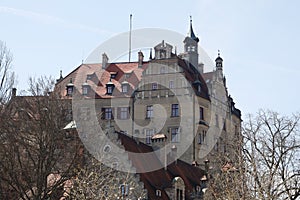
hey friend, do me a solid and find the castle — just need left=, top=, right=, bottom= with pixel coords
left=54, top=19, right=242, bottom=199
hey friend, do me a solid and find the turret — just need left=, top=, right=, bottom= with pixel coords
left=183, top=16, right=200, bottom=71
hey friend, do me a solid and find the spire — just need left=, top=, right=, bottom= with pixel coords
left=189, top=16, right=199, bottom=43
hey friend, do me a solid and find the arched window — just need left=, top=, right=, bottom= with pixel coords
left=173, top=177, right=185, bottom=200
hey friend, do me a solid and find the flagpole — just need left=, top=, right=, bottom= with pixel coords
left=129, top=14, right=132, bottom=62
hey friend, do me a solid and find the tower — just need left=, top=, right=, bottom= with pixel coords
left=215, top=50, right=224, bottom=81
left=183, top=16, right=199, bottom=71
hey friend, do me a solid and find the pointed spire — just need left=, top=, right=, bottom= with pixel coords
left=189, top=16, right=199, bottom=43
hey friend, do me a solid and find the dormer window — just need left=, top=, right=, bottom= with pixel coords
left=106, top=80, right=114, bottom=95
left=107, top=86, right=113, bottom=94
left=198, top=85, right=201, bottom=93
left=156, top=189, right=162, bottom=197
left=82, top=82, right=89, bottom=95
left=110, top=72, right=117, bottom=79
left=121, top=81, right=129, bottom=93
left=82, top=87, right=88, bottom=95
left=66, top=79, right=74, bottom=96
left=193, top=80, right=202, bottom=94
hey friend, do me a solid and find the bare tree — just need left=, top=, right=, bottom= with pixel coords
left=204, top=110, right=300, bottom=200
left=69, top=156, right=147, bottom=200
left=243, top=110, right=300, bottom=200
left=203, top=134, right=251, bottom=200
left=0, top=76, right=81, bottom=199
left=0, top=40, right=15, bottom=104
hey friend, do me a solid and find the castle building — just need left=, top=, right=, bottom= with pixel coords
left=54, top=19, right=242, bottom=199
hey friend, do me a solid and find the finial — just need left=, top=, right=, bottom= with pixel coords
left=190, top=15, right=192, bottom=24
left=218, top=49, right=220, bottom=57
left=175, top=46, right=177, bottom=55
left=60, top=70, right=63, bottom=79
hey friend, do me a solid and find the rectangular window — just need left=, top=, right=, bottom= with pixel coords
left=152, top=82, right=158, bottom=90
left=120, top=184, right=129, bottom=196
left=119, top=107, right=129, bottom=119
left=171, top=104, right=179, bottom=117
left=171, top=128, right=180, bottom=143
left=107, top=86, right=113, bottom=94
left=82, top=87, right=88, bottom=95
left=103, top=108, right=113, bottom=120
left=67, top=87, right=73, bottom=95
left=122, top=84, right=128, bottom=93
left=146, top=129, right=154, bottom=144
left=146, top=105, right=153, bottom=118
left=200, top=107, right=204, bottom=121
left=169, top=80, right=174, bottom=89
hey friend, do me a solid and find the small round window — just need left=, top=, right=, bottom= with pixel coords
left=103, top=145, right=111, bottom=153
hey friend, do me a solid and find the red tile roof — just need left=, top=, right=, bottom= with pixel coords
left=117, top=132, right=205, bottom=200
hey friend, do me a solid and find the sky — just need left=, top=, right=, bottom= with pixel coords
left=0, top=0, right=299, bottom=115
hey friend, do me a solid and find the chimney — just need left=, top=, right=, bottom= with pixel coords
left=12, top=88, right=17, bottom=98
left=102, top=53, right=109, bottom=69
left=198, top=63, right=204, bottom=74
left=138, top=51, right=144, bottom=68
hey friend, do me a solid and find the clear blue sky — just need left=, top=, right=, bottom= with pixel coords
left=0, top=0, right=299, bottom=115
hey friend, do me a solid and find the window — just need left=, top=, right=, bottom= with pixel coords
left=160, top=66, right=166, bottom=73
left=103, top=108, right=113, bottom=120
left=169, top=80, right=174, bottom=89
left=103, top=145, right=111, bottom=153
left=152, top=82, right=158, bottom=90
left=197, top=85, right=201, bottom=93
left=119, top=107, right=129, bottom=120
left=196, top=185, right=201, bottom=192
left=107, top=86, right=113, bottom=94
left=82, top=87, right=88, bottom=95
left=171, top=104, right=179, bottom=117
left=67, top=87, right=73, bottom=96
left=156, top=190, right=162, bottom=197
left=120, top=184, right=129, bottom=196
left=125, top=73, right=131, bottom=78
left=146, top=129, right=154, bottom=144
left=200, top=107, right=204, bottom=121
left=110, top=73, right=117, bottom=79
left=171, top=128, right=180, bottom=143
left=177, top=188, right=184, bottom=200
left=103, top=186, right=108, bottom=197
left=122, top=84, right=128, bottom=93
left=146, top=105, right=153, bottom=118
left=198, top=130, right=206, bottom=144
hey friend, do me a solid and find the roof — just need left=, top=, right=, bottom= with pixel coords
left=55, top=56, right=211, bottom=101
left=55, top=62, right=148, bottom=99
left=117, top=132, right=206, bottom=200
